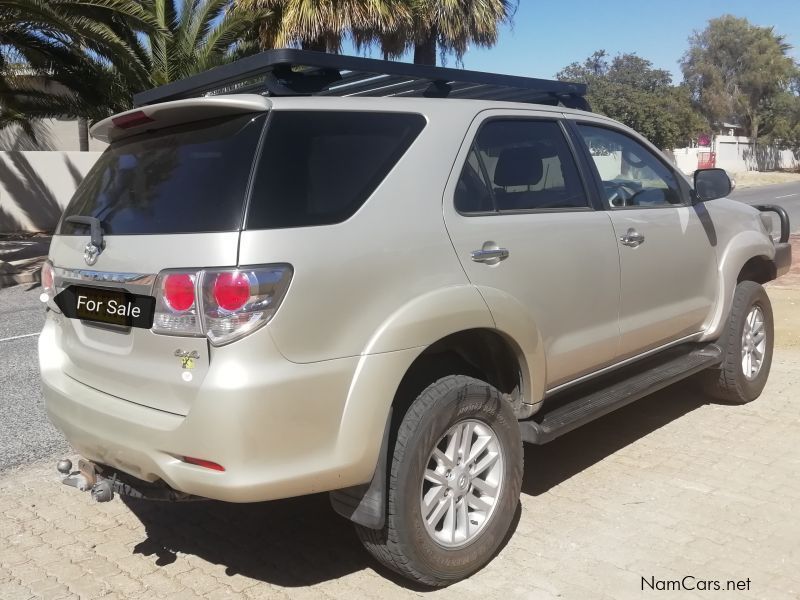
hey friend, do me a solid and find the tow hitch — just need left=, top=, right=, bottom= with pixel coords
left=57, top=458, right=204, bottom=502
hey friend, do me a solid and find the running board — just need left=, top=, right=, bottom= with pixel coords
left=519, top=344, right=722, bottom=445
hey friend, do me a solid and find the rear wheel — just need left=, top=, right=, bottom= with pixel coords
left=356, top=375, right=523, bottom=587
left=703, top=281, right=773, bottom=404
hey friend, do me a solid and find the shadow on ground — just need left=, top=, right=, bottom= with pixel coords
left=123, top=381, right=709, bottom=589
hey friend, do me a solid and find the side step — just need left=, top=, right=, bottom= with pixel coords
left=519, top=344, right=722, bottom=445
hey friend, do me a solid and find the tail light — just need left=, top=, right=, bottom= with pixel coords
left=152, top=265, right=292, bottom=346
left=40, top=260, right=55, bottom=296
left=153, top=271, right=201, bottom=336
left=163, top=273, right=195, bottom=311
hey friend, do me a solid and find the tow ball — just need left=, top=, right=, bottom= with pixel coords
left=57, top=458, right=115, bottom=502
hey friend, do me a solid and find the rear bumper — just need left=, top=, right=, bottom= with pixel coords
left=775, top=242, right=792, bottom=278
left=39, top=317, right=397, bottom=503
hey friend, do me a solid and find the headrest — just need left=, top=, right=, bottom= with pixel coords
left=493, top=146, right=544, bottom=187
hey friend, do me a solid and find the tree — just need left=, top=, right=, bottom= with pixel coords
left=240, top=0, right=516, bottom=66
left=764, top=85, right=800, bottom=158
left=1, top=0, right=270, bottom=148
left=236, top=0, right=412, bottom=53
left=557, top=51, right=707, bottom=150
left=0, top=0, right=159, bottom=147
left=402, top=0, right=517, bottom=66
left=143, top=0, right=269, bottom=86
left=681, top=15, right=798, bottom=141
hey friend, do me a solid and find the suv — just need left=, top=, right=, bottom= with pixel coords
left=39, top=51, right=791, bottom=586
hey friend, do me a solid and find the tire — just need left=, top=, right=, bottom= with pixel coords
left=702, top=281, right=774, bottom=404
left=356, top=375, right=523, bottom=587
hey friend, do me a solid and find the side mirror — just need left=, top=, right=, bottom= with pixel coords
left=694, top=168, right=733, bottom=202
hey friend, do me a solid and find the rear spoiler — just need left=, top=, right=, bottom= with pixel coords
left=90, top=94, right=271, bottom=143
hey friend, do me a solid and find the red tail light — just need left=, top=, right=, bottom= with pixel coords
left=152, top=265, right=292, bottom=345
left=213, top=271, right=250, bottom=312
left=112, top=110, right=154, bottom=129
left=163, top=273, right=195, bottom=312
left=183, top=457, right=225, bottom=471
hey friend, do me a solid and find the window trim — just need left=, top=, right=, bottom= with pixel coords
left=454, top=116, right=597, bottom=217
left=567, top=120, right=691, bottom=211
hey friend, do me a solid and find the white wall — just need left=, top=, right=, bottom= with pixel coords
left=0, top=119, right=108, bottom=152
left=671, top=137, right=798, bottom=175
left=0, top=151, right=101, bottom=233
left=670, top=147, right=701, bottom=175
left=41, top=119, right=108, bottom=152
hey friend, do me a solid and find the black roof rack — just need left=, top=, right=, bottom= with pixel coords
left=133, top=49, right=590, bottom=111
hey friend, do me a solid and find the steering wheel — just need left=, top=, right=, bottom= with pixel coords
left=603, top=181, right=638, bottom=207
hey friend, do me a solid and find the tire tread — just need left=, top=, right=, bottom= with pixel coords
left=356, top=375, right=516, bottom=586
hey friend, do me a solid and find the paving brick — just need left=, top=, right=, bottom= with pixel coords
left=0, top=581, right=34, bottom=600
left=2, top=350, right=799, bottom=599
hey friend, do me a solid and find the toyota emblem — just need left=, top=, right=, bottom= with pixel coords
left=83, top=242, right=101, bottom=266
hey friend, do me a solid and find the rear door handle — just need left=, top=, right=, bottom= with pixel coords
left=619, top=229, right=645, bottom=248
left=471, top=248, right=510, bottom=263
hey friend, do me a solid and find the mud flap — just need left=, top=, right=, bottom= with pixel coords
left=329, top=408, right=392, bottom=530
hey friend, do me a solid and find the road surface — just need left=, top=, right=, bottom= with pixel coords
left=731, top=181, right=800, bottom=233
left=0, top=284, right=67, bottom=472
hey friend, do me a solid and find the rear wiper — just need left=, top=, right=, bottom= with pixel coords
left=64, top=216, right=105, bottom=249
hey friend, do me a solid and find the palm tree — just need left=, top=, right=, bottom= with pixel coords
left=236, top=0, right=411, bottom=53
left=1, top=0, right=159, bottom=147
left=389, top=0, right=518, bottom=65
left=1, top=0, right=269, bottom=148
left=239, top=0, right=516, bottom=66
left=143, top=0, right=270, bottom=86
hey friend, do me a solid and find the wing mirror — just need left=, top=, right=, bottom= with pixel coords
left=694, top=168, right=734, bottom=202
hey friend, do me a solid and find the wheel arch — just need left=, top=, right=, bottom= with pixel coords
left=701, top=230, right=776, bottom=342
left=331, top=284, right=538, bottom=528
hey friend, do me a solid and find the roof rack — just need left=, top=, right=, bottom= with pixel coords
left=133, top=49, right=590, bottom=111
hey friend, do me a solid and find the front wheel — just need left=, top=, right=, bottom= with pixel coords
left=703, top=280, right=774, bottom=404
left=356, top=375, right=523, bottom=587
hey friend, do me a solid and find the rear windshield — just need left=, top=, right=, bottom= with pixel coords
left=60, top=113, right=266, bottom=235
left=246, top=111, right=426, bottom=229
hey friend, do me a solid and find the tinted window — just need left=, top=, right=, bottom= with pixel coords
left=577, top=125, right=684, bottom=207
left=247, top=111, right=425, bottom=229
left=60, top=114, right=266, bottom=235
left=456, top=119, right=588, bottom=213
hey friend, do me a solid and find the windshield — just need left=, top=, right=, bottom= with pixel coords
left=60, top=113, right=266, bottom=235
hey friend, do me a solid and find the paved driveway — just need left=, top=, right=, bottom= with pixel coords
left=1, top=352, right=798, bottom=599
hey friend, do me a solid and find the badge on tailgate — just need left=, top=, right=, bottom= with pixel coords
left=54, top=285, right=156, bottom=329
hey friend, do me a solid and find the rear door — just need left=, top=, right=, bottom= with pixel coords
left=443, top=111, right=621, bottom=389
left=48, top=112, right=266, bottom=415
left=569, top=120, right=718, bottom=360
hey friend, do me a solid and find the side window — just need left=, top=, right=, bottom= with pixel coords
left=576, top=125, right=684, bottom=208
left=247, top=111, right=425, bottom=229
left=455, top=119, right=588, bottom=213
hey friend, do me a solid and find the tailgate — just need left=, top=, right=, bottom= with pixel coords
left=48, top=233, right=239, bottom=416
left=49, top=232, right=239, bottom=415
left=43, top=109, right=267, bottom=416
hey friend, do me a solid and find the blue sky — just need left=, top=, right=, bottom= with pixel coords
left=344, top=0, right=800, bottom=83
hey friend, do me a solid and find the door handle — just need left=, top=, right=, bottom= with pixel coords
left=471, top=248, right=510, bottom=263
left=619, top=229, right=645, bottom=248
